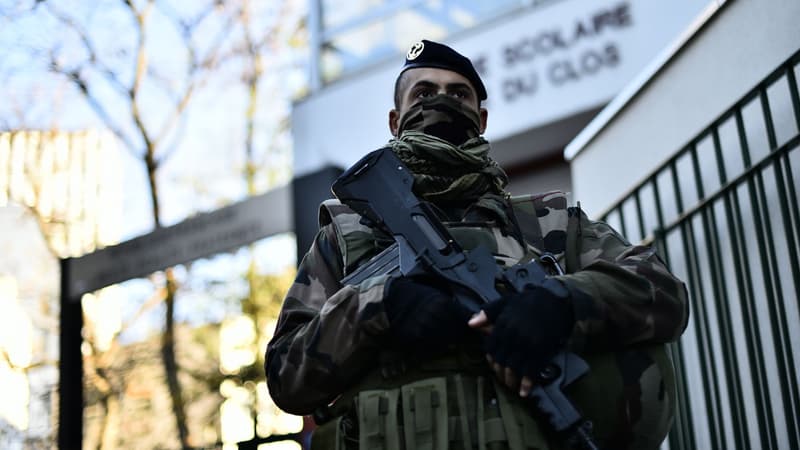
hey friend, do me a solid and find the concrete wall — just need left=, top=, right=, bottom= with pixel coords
left=568, top=0, right=800, bottom=217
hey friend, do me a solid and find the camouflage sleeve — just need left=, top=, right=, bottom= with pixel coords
left=265, top=225, right=391, bottom=415
left=557, top=209, right=689, bottom=354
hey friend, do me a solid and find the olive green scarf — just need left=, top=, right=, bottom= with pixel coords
left=389, top=130, right=511, bottom=224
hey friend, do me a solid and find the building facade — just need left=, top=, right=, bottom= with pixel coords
left=567, top=1, right=800, bottom=448
left=290, top=0, right=710, bottom=254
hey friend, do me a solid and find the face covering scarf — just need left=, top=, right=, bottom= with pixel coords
left=396, top=93, right=482, bottom=146
left=390, top=94, right=510, bottom=223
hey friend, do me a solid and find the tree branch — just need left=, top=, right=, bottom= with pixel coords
left=152, top=2, right=237, bottom=160
left=45, top=4, right=129, bottom=93
left=43, top=4, right=143, bottom=160
left=48, top=59, right=140, bottom=158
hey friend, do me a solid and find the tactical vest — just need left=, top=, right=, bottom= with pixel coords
left=313, top=192, right=677, bottom=450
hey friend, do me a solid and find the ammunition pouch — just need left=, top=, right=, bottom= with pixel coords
left=311, top=372, right=556, bottom=450
left=358, top=388, right=402, bottom=450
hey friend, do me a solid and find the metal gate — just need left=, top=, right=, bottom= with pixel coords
left=599, top=49, right=800, bottom=449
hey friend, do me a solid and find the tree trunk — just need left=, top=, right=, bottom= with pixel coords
left=146, top=145, right=189, bottom=448
left=161, top=268, right=189, bottom=449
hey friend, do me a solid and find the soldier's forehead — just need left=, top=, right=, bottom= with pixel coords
left=401, top=67, right=475, bottom=90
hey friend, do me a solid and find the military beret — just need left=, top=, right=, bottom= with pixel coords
left=398, top=39, right=487, bottom=101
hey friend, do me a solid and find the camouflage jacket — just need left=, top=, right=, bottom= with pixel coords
left=265, top=191, right=689, bottom=415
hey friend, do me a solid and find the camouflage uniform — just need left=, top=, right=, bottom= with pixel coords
left=266, top=190, right=688, bottom=449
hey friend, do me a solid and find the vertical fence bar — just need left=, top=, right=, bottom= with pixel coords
left=652, top=178, right=670, bottom=263
left=667, top=313, right=694, bottom=450
left=673, top=155, right=726, bottom=450
left=783, top=150, right=800, bottom=298
left=691, top=139, right=749, bottom=449
left=708, top=127, right=750, bottom=448
left=634, top=189, right=647, bottom=242
left=735, top=108, right=780, bottom=449
left=784, top=64, right=800, bottom=306
left=787, top=62, right=800, bottom=131
left=671, top=159, right=719, bottom=450
left=751, top=167, right=788, bottom=445
left=684, top=217, right=725, bottom=450
left=670, top=160, right=685, bottom=230
left=616, top=203, right=628, bottom=239
left=730, top=179, right=777, bottom=450
left=653, top=175, right=695, bottom=450
left=758, top=88, right=800, bottom=448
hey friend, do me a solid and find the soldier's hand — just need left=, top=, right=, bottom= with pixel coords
left=469, top=312, right=535, bottom=395
left=467, top=310, right=492, bottom=334
left=382, top=276, right=472, bottom=353
left=477, top=279, right=575, bottom=395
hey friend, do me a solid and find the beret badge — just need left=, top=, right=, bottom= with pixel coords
left=406, top=41, right=424, bottom=60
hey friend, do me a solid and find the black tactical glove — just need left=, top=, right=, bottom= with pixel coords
left=481, top=278, right=575, bottom=378
left=382, top=276, right=472, bottom=352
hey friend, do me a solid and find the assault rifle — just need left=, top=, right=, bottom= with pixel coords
left=332, top=147, right=599, bottom=450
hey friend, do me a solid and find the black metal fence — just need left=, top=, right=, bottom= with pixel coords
left=599, top=49, right=800, bottom=450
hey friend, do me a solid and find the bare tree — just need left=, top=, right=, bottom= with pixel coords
left=3, top=0, right=307, bottom=446
left=42, top=1, right=239, bottom=447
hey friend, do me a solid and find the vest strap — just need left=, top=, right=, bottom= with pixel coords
left=565, top=205, right=582, bottom=273
left=453, top=374, right=476, bottom=448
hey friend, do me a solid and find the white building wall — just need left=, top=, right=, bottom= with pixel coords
left=568, top=0, right=800, bottom=217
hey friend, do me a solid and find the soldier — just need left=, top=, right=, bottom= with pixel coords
left=266, top=39, right=689, bottom=450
